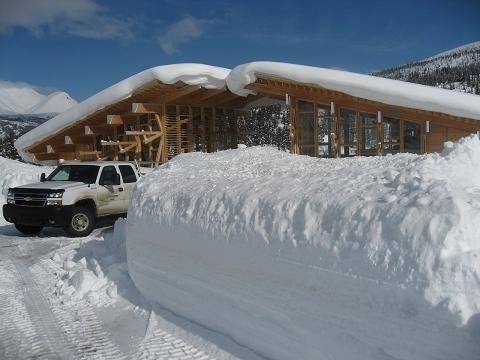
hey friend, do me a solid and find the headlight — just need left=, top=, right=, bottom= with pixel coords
left=46, top=191, right=63, bottom=206
left=7, top=189, right=14, bottom=204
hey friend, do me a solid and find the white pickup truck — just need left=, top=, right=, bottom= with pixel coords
left=3, top=161, right=141, bottom=237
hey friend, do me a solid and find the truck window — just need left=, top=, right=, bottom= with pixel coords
left=47, top=165, right=99, bottom=184
left=99, top=166, right=119, bottom=185
left=119, top=165, right=137, bottom=183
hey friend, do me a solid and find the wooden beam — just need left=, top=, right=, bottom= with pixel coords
left=34, top=152, right=76, bottom=161
left=101, top=140, right=137, bottom=146
left=151, top=85, right=202, bottom=104
left=33, top=152, right=61, bottom=161
left=101, top=140, right=139, bottom=154
left=77, top=151, right=102, bottom=159
left=125, top=130, right=162, bottom=136
left=206, top=92, right=240, bottom=106
left=65, top=134, right=96, bottom=145
left=187, top=89, right=226, bottom=104
left=107, top=114, right=138, bottom=125
left=85, top=124, right=116, bottom=135
left=46, top=144, right=77, bottom=153
left=132, top=103, right=164, bottom=114
left=222, top=94, right=263, bottom=109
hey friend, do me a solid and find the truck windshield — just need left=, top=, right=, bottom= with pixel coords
left=46, top=165, right=100, bottom=184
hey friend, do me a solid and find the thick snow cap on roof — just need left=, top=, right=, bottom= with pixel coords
left=15, top=64, right=230, bottom=162
left=227, top=61, right=480, bottom=121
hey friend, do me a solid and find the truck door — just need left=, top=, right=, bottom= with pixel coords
left=118, top=164, right=138, bottom=211
left=96, top=165, right=125, bottom=216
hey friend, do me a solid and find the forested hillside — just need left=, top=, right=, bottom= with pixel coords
left=373, top=41, right=480, bottom=94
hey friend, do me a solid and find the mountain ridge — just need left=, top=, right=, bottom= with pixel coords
left=373, top=41, right=480, bottom=94
left=0, top=81, right=77, bottom=115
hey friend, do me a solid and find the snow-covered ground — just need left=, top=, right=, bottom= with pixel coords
left=0, top=156, right=258, bottom=359
left=127, top=136, right=480, bottom=360
left=2, top=136, right=480, bottom=359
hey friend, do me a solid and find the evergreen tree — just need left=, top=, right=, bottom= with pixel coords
left=237, top=104, right=290, bottom=151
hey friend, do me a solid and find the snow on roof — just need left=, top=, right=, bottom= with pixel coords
left=227, top=61, right=480, bottom=121
left=15, top=64, right=230, bottom=162
left=15, top=61, right=480, bottom=162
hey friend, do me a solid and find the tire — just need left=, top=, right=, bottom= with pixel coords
left=15, top=223, right=43, bottom=235
left=65, top=206, right=95, bottom=237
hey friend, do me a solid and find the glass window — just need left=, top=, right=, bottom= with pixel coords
left=317, top=105, right=333, bottom=157
left=340, top=109, right=357, bottom=156
left=99, top=166, right=120, bottom=185
left=404, top=121, right=421, bottom=154
left=300, top=112, right=315, bottom=146
left=47, top=165, right=99, bottom=184
left=298, top=100, right=314, bottom=112
left=360, top=112, right=377, bottom=154
left=363, top=128, right=377, bottom=151
left=383, top=117, right=400, bottom=154
left=119, top=165, right=137, bottom=183
left=298, top=101, right=315, bottom=156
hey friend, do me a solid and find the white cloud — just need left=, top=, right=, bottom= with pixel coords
left=0, top=0, right=137, bottom=40
left=158, top=16, right=210, bottom=55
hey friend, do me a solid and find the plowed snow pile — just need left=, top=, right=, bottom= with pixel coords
left=127, top=135, right=480, bottom=360
left=0, top=156, right=51, bottom=223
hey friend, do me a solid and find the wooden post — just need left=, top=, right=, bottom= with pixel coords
left=289, top=96, right=298, bottom=154
left=210, top=107, right=216, bottom=152
left=200, top=107, right=206, bottom=152
left=400, top=119, right=405, bottom=153
left=377, top=110, right=383, bottom=156
left=334, top=102, right=341, bottom=158
left=424, top=120, right=430, bottom=154
left=313, top=104, right=319, bottom=157
left=187, top=106, right=194, bottom=152
left=175, top=105, right=181, bottom=154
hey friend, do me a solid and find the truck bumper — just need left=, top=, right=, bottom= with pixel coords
left=2, top=204, right=74, bottom=227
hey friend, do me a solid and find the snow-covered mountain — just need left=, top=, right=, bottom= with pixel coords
left=373, top=41, right=480, bottom=94
left=0, top=114, right=50, bottom=160
left=0, top=80, right=77, bottom=115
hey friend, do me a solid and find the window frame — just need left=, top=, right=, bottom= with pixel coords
left=119, top=165, right=138, bottom=184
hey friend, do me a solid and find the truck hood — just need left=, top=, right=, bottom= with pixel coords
left=14, top=181, right=88, bottom=190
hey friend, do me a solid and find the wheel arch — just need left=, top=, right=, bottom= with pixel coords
left=74, top=198, right=97, bottom=218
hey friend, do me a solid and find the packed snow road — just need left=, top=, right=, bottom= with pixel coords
left=0, top=222, right=229, bottom=360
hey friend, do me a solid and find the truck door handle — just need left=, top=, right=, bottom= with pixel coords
left=119, top=187, right=123, bottom=192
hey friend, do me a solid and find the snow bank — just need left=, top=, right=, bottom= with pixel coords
left=15, top=64, right=230, bottom=162
left=0, top=156, right=52, bottom=223
left=51, top=218, right=132, bottom=306
left=127, top=136, right=480, bottom=360
left=227, top=61, right=480, bottom=120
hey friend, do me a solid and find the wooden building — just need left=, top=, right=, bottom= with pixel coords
left=250, top=76, right=480, bottom=157
left=15, top=62, right=480, bottom=164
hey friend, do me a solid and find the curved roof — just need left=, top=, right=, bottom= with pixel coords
left=227, top=61, right=480, bottom=121
left=15, top=63, right=230, bottom=162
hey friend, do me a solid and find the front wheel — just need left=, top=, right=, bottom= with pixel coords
left=65, top=206, right=95, bottom=237
left=15, top=223, right=43, bottom=235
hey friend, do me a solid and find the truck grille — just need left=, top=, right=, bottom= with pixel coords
left=13, top=190, right=48, bottom=207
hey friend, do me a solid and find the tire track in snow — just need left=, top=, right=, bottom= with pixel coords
left=33, top=258, right=128, bottom=360
left=136, top=320, right=214, bottom=360
left=10, top=255, right=75, bottom=359
left=0, top=255, right=70, bottom=359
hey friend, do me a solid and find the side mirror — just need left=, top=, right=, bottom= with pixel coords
left=40, top=173, right=46, bottom=182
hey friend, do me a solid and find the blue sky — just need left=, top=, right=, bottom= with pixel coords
left=1, top=0, right=479, bottom=101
